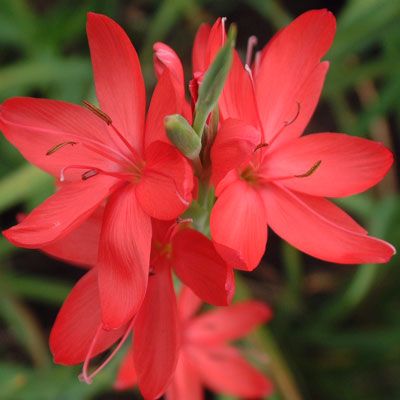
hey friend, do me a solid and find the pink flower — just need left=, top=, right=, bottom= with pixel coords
left=50, top=219, right=234, bottom=399
left=0, top=13, right=194, bottom=329
left=115, top=286, right=273, bottom=399
left=207, top=10, right=395, bottom=270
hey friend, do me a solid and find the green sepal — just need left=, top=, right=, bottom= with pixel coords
left=164, top=114, right=201, bottom=159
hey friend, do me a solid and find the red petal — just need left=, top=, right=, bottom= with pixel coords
left=153, top=43, right=191, bottom=123
left=255, top=10, right=335, bottom=144
left=41, top=205, right=103, bottom=267
left=144, top=70, right=185, bottom=148
left=189, top=344, right=273, bottom=398
left=3, top=175, right=120, bottom=248
left=50, top=269, right=127, bottom=365
left=87, top=13, right=145, bottom=155
left=177, top=286, right=203, bottom=322
left=172, top=228, right=235, bottom=306
left=186, top=301, right=272, bottom=345
left=211, top=118, right=261, bottom=190
left=166, top=352, right=203, bottom=400
left=261, top=183, right=395, bottom=264
left=192, top=23, right=211, bottom=73
left=219, top=50, right=260, bottom=127
left=137, top=141, right=193, bottom=220
left=263, top=133, right=394, bottom=197
left=114, top=346, right=137, bottom=391
left=134, top=259, right=180, bottom=399
left=98, top=184, right=151, bottom=329
left=210, top=179, right=267, bottom=271
left=0, top=98, right=120, bottom=180
left=205, top=18, right=225, bottom=67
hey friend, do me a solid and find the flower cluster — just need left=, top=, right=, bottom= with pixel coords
left=0, top=9, right=395, bottom=400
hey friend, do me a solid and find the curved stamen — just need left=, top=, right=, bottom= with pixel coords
left=82, top=100, right=112, bottom=125
left=268, top=102, right=301, bottom=146
left=46, top=141, right=77, bottom=155
left=59, top=164, right=134, bottom=182
left=79, top=317, right=136, bottom=385
left=109, top=123, right=143, bottom=165
left=295, top=160, right=321, bottom=178
left=284, top=101, right=301, bottom=126
left=81, top=170, right=99, bottom=180
left=244, top=64, right=266, bottom=143
left=78, top=324, right=102, bottom=384
left=260, top=160, right=322, bottom=182
left=46, top=139, right=133, bottom=172
left=1, top=114, right=134, bottom=169
left=254, top=142, right=268, bottom=152
left=83, top=100, right=143, bottom=167
left=246, top=35, right=258, bottom=67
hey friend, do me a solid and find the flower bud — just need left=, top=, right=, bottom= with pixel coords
left=193, top=24, right=237, bottom=136
left=164, top=114, right=201, bottom=159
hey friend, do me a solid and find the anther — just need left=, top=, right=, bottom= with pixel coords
left=254, top=142, right=269, bottom=152
left=82, top=170, right=99, bottom=180
left=296, top=160, right=322, bottom=178
left=82, top=100, right=112, bottom=125
left=284, top=102, right=301, bottom=126
left=46, top=141, right=77, bottom=155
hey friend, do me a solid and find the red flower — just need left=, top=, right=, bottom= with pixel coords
left=50, top=219, right=234, bottom=399
left=115, top=286, right=273, bottom=399
left=0, top=13, right=193, bottom=329
left=207, top=10, right=395, bottom=270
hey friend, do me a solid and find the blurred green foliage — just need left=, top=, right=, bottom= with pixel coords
left=0, top=0, right=399, bottom=399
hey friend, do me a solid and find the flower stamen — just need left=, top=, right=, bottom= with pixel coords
left=246, top=35, right=258, bottom=67
left=82, top=100, right=112, bottom=125
left=81, top=170, right=99, bottom=180
left=295, top=160, right=321, bottom=178
left=59, top=164, right=134, bottom=182
left=254, top=142, right=268, bottom=152
left=284, top=101, right=301, bottom=126
left=259, top=160, right=322, bottom=182
left=82, top=100, right=144, bottom=168
left=268, top=101, right=301, bottom=146
left=79, top=317, right=135, bottom=385
left=46, top=141, right=77, bottom=155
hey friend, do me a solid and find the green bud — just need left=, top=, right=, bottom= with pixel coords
left=193, top=24, right=237, bottom=137
left=164, top=114, right=201, bottom=159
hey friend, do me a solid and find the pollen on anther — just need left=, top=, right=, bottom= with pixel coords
left=46, top=141, right=77, bottom=155
left=82, top=100, right=112, bottom=125
left=296, top=160, right=322, bottom=178
left=82, top=170, right=99, bottom=180
left=254, top=142, right=268, bottom=152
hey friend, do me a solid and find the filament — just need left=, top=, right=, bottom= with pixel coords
left=268, top=102, right=301, bottom=146
left=246, top=36, right=258, bottom=67
left=59, top=164, right=134, bottom=182
left=79, top=317, right=136, bottom=384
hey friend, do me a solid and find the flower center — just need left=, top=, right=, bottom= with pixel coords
left=240, top=164, right=259, bottom=186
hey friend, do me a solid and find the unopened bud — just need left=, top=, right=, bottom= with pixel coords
left=193, top=24, right=237, bottom=136
left=164, top=114, right=201, bottom=159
